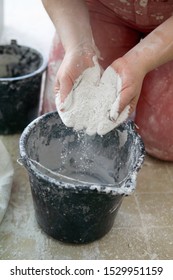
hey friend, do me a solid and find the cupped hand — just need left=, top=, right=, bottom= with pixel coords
left=110, top=55, right=146, bottom=122
left=54, top=48, right=97, bottom=110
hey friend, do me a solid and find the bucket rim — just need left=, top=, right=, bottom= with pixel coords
left=0, top=44, right=47, bottom=82
left=19, top=112, right=145, bottom=195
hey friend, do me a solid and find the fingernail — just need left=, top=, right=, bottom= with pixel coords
left=55, top=90, right=60, bottom=97
left=109, top=111, right=119, bottom=122
left=59, top=102, right=65, bottom=111
left=55, top=93, right=64, bottom=111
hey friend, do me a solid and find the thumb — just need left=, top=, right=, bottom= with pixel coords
left=110, top=90, right=138, bottom=124
left=109, top=91, right=131, bottom=122
left=109, top=89, right=130, bottom=127
left=109, top=68, right=135, bottom=122
left=108, top=72, right=126, bottom=121
left=59, top=77, right=73, bottom=103
left=54, top=76, right=74, bottom=111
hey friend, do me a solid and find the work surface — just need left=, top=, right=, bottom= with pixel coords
left=0, top=134, right=173, bottom=260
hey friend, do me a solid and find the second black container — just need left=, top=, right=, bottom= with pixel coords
left=0, top=40, right=47, bottom=134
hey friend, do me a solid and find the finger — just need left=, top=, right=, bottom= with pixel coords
left=110, top=87, right=136, bottom=122
left=128, top=96, right=139, bottom=116
left=55, top=90, right=73, bottom=112
left=54, top=76, right=74, bottom=111
left=110, top=95, right=138, bottom=127
left=113, top=105, right=130, bottom=127
left=86, top=125, right=97, bottom=136
left=97, top=120, right=116, bottom=136
left=59, top=76, right=73, bottom=103
left=109, top=94, right=121, bottom=122
left=54, top=77, right=60, bottom=94
left=57, top=105, right=75, bottom=127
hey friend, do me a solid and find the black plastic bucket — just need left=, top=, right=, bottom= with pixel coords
left=19, top=112, right=145, bottom=244
left=0, top=40, right=47, bottom=134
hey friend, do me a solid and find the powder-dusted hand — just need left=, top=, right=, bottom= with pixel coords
left=110, top=55, right=146, bottom=122
left=56, top=57, right=130, bottom=136
left=54, top=48, right=97, bottom=110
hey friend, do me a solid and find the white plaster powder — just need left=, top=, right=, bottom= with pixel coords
left=56, top=56, right=130, bottom=136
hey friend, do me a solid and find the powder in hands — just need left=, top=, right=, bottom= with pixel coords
left=55, top=56, right=129, bottom=135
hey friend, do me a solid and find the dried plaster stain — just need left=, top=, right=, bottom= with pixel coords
left=139, top=0, right=148, bottom=8
left=151, top=14, right=164, bottom=21
left=119, top=0, right=130, bottom=5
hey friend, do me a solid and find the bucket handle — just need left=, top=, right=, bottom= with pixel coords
left=23, top=157, right=96, bottom=185
left=17, top=158, right=24, bottom=166
left=18, top=156, right=134, bottom=187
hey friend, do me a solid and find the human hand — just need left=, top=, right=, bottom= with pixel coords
left=110, top=55, right=146, bottom=122
left=55, top=52, right=146, bottom=136
left=55, top=47, right=98, bottom=111
left=55, top=59, right=128, bottom=136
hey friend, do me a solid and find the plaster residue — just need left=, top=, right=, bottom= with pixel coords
left=56, top=56, right=129, bottom=136
left=119, top=0, right=130, bottom=4
left=139, top=0, right=148, bottom=8
left=151, top=14, right=164, bottom=21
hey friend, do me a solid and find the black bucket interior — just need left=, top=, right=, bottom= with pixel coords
left=0, top=40, right=46, bottom=134
left=0, top=40, right=42, bottom=78
left=23, top=112, right=145, bottom=191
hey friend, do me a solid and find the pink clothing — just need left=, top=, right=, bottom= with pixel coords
left=85, top=0, right=173, bottom=68
left=42, top=0, right=173, bottom=160
left=98, top=0, right=173, bottom=31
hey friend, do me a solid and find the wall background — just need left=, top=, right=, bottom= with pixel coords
left=0, top=0, right=55, bottom=59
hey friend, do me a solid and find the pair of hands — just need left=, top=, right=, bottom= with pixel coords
left=55, top=49, right=145, bottom=132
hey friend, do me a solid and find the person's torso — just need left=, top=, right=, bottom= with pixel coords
left=98, top=0, right=173, bottom=29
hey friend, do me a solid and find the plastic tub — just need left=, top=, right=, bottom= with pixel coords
left=0, top=40, right=47, bottom=134
left=19, top=112, right=145, bottom=244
